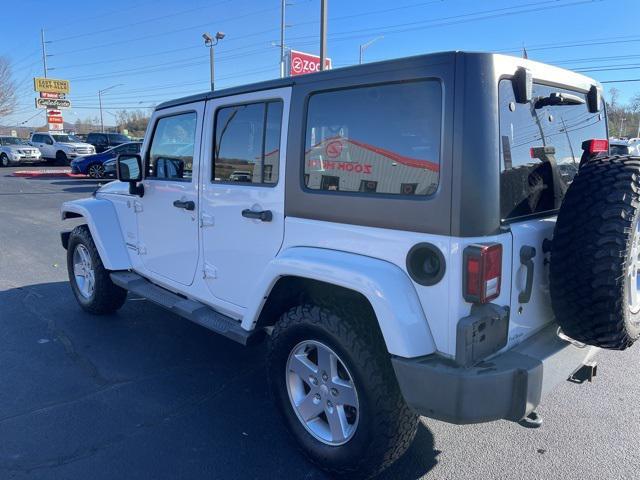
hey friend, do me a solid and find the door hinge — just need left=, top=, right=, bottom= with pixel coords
left=133, top=201, right=143, bottom=213
left=200, top=213, right=215, bottom=227
left=203, top=263, right=217, bottom=279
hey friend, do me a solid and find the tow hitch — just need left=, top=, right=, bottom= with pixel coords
left=568, top=362, right=598, bottom=384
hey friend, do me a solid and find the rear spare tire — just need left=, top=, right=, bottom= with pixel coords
left=550, top=155, right=640, bottom=349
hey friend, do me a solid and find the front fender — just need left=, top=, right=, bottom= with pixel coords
left=61, top=197, right=131, bottom=271
left=244, top=247, right=436, bottom=358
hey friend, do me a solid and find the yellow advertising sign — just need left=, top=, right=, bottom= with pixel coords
left=33, top=77, right=70, bottom=94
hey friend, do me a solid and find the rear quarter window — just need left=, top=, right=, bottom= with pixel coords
left=499, top=79, right=607, bottom=221
left=303, top=80, right=442, bottom=196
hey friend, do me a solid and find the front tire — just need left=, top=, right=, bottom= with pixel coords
left=268, top=304, right=418, bottom=479
left=56, top=150, right=68, bottom=165
left=67, top=225, right=127, bottom=314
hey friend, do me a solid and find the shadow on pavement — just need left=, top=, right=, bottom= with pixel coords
left=0, top=281, right=440, bottom=479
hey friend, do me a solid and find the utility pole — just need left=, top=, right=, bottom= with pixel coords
left=98, top=84, right=123, bottom=133
left=280, top=0, right=286, bottom=78
left=320, top=0, right=327, bottom=71
left=40, top=28, right=49, bottom=78
left=620, top=117, right=626, bottom=138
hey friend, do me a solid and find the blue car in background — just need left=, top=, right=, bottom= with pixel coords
left=71, top=142, right=142, bottom=178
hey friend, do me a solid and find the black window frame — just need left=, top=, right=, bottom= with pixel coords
left=212, top=98, right=284, bottom=187
left=144, top=110, right=198, bottom=183
left=300, top=78, right=443, bottom=199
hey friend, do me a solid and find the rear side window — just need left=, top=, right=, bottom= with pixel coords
left=146, top=112, right=197, bottom=182
left=499, top=80, right=607, bottom=220
left=304, top=80, right=441, bottom=196
left=214, top=100, right=283, bottom=185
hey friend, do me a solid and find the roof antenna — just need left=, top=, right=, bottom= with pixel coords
left=522, top=43, right=528, bottom=59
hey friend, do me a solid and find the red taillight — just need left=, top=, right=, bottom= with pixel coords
left=583, top=138, right=608, bottom=154
left=463, top=244, right=502, bottom=304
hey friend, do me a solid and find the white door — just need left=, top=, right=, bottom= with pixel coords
left=200, top=88, right=290, bottom=307
left=136, top=103, right=204, bottom=286
left=33, top=134, right=53, bottom=158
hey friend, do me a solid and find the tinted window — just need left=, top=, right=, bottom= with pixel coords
left=31, top=135, right=42, bottom=143
left=108, top=134, right=130, bottom=142
left=499, top=80, right=607, bottom=220
left=304, top=80, right=441, bottom=196
left=113, top=143, right=141, bottom=154
left=214, top=100, right=282, bottom=184
left=610, top=144, right=629, bottom=155
left=146, top=112, right=197, bottom=181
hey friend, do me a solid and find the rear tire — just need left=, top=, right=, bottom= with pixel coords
left=67, top=225, right=127, bottom=314
left=268, top=303, right=418, bottom=479
left=0, top=153, right=9, bottom=167
left=550, top=155, right=640, bottom=349
left=88, top=163, right=105, bottom=179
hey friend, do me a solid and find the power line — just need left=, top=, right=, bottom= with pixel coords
left=50, top=0, right=235, bottom=43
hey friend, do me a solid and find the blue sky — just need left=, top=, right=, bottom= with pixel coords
left=2, top=0, right=639, bottom=128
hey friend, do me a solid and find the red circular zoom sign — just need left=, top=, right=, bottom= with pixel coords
left=292, top=57, right=304, bottom=74
left=326, top=140, right=343, bottom=158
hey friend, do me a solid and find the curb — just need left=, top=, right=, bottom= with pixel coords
left=11, top=169, right=88, bottom=178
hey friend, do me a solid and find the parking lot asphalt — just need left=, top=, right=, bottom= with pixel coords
left=0, top=166, right=639, bottom=480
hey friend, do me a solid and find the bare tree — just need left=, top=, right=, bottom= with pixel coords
left=0, top=57, right=16, bottom=117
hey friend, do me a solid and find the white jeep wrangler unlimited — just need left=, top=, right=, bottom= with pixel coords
left=61, top=52, right=639, bottom=478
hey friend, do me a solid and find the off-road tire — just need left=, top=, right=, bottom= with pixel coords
left=267, top=303, right=418, bottom=479
left=550, top=155, right=640, bottom=349
left=67, top=225, right=127, bottom=314
left=56, top=150, right=68, bottom=165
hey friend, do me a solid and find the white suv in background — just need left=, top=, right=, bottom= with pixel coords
left=30, top=132, right=95, bottom=165
left=0, top=136, right=42, bottom=166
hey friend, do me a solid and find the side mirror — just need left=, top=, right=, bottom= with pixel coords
left=46, top=138, right=54, bottom=145
left=117, top=154, right=144, bottom=196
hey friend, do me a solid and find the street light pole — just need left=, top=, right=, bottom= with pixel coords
left=359, top=36, right=383, bottom=64
left=320, top=0, right=327, bottom=71
left=98, top=84, right=123, bottom=133
left=280, top=0, right=286, bottom=78
left=203, top=32, right=225, bottom=91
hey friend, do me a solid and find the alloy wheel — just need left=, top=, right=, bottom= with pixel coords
left=72, top=244, right=95, bottom=299
left=286, top=339, right=359, bottom=446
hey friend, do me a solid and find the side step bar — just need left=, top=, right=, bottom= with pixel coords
left=110, top=271, right=263, bottom=346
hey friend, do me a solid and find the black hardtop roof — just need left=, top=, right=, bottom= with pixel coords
left=155, top=50, right=599, bottom=111
left=156, top=50, right=461, bottom=110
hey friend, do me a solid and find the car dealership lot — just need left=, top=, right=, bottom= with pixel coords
left=0, top=167, right=639, bottom=480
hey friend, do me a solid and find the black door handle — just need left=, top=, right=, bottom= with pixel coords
left=242, top=209, right=272, bottom=222
left=173, top=200, right=195, bottom=211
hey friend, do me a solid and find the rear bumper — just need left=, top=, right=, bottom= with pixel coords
left=391, top=324, right=597, bottom=424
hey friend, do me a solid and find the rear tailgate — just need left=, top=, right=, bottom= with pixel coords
left=498, top=77, right=608, bottom=348
left=507, top=218, right=556, bottom=347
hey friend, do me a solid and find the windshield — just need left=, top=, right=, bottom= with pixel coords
left=52, top=134, right=82, bottom=143
left=499, top=80, right=607, bottom=220
left=0, top=137, right=27, bottom=146
left=108, top=134, right=130, bottom=142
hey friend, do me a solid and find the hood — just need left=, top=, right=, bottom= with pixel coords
left=59, top=142, right=93, bottom=148
left=95, top=180, right=129, bottom=196
left=3, top=145, right=37, bottom=152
